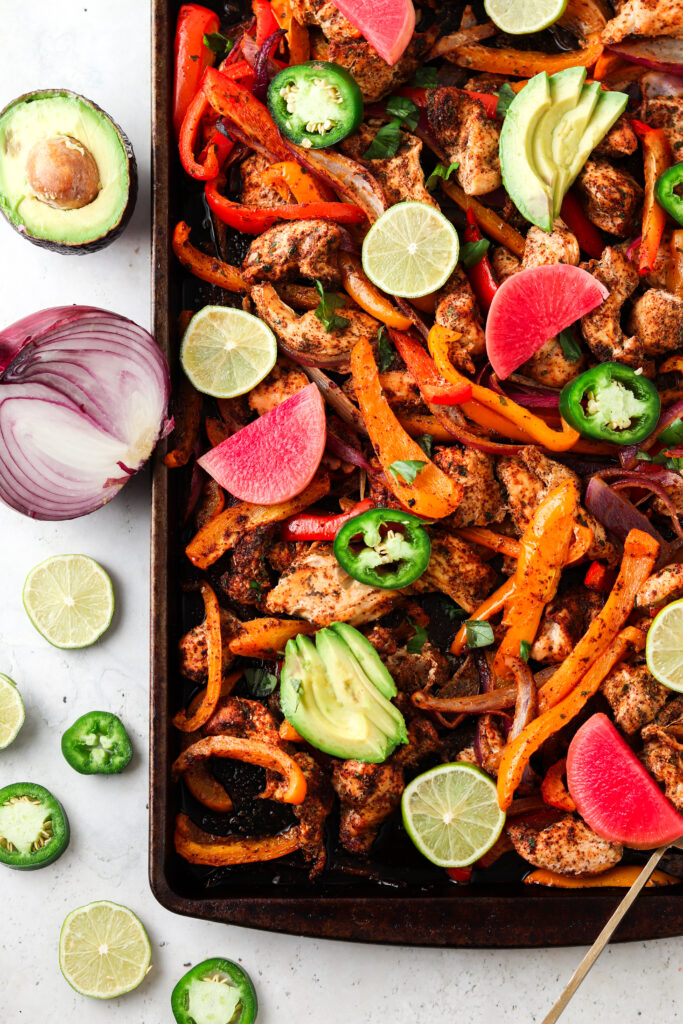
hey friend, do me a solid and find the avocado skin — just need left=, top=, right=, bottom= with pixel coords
left=0, top=89, right=137, bottom=255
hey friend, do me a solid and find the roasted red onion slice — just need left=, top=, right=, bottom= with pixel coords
left=325, top=433, right=371, bottom=470
left=281, top=139, right=386, bottom=222
left=607, top=38, right=683, bottom=76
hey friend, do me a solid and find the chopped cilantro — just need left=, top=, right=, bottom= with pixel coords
left=314, top=280, right=350, bottom=332
left=388, top=459, right=427, bottom=484
left=426, top=161, right=460, bottom=191
left=407, top=620, right=428, bottom=653
left=465, top=620, right=495, bottom=648
left=243, top=666, right=279, bottom=698
left=495, top=83, right=516, bottom=120
left=460, top=238, right=490, bottom=269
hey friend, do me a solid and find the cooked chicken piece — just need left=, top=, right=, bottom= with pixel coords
left=432, top=445, right=506, bottom=527
left=638, top=564, right=683, bottom=610
left=396, top=716, right=442, bottom=769
left=290, top=0, right=360, bottom=40
left=340, top=125, right=436, bottom=206
left=292, top=752, right=334, bottom=879
left=384, top=642, right=450, bottom=694
left=508, top=817, right=623, bottom=876
left=251, top=283, right=376, bottom=372
left=203, top=697, right=280, bottom=741
left=530, top=587, right=589, bottom=664
left=601, top=662, right=669, bottom=735
left=522, top=219, right=580, bottom=269
left=642, top=696, right=683, bottom=751
left=462, top=73, right=511, bottom=94
left=248, top=361, right=308, bottom=416
left=243, top=220, right=342, bottom=287
left=410, top=530, right=498, bottom=613
left=344, top=370, right=424, bottom=412
left=580, top=246, right=642, bottom=365
left=326, top=33, right=433, bottom=104
left=178, top=607, right=242, bottom=683
left=266, top=544, right=400, bottom=626
left=426, top=87, right=501, bottom=195
left=219, top=527, right=272, bottom=607
left=434, top=267, right=486, bottom=373
left=240, top=153, right=283, bottom=208
left=364, top=624, right=400, bottom=659
left=646, top=229, right=678, bottom=289
left=642, top=94, right=683, bottom=161
left=602, top=0, right=683, bottom=44
left=491, top=245, right=521, bottom=282
left=523, top=334, right=585, bottom=389
left=455, top=745, right=479, bottom=765
left=575, top=158, right=643, bottom=237
left=267, top=540, right=308, bottom=573
left=628, top=289, right=683, bottom=356
left=595, top=115, right=638, bottom=158
left=640, top=741, right=683, bottom=811
left=476, top=714, right=507, bottom=775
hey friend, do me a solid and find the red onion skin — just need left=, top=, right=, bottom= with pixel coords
left=641, top=71, right=683, bottom=98
left=252, top=28, right=286, bottom=101
left=325, top=432, right=371, bottom=470
left=0, top=305, right=118, bottom=375
left=607, top=39, right=683, bottom=76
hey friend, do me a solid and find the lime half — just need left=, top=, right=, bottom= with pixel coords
left=181, top=305, right=277, bottom=399
left=402, top=762, right=505, bottom=867
left=59, top=900, right=151, bottom=999
left=646, top=598, right=683, bottom=693
left=0, top=675, right=25, bottom=749
left=484, top=0, right=567, bottom=34
left=361, top=201, right=459, bottom=298
left=23, top=555, right=114, bottom=649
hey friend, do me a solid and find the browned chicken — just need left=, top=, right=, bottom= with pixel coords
left=628, top=289, right=683, bottom=356
left=219, top=527, right=272, bottom=607
left=178, top=607, right=241, bottom=683
left=642, top=94, right=683, bottom=161
left=646, top=229, right=680, bottom=288
left=324, top=34, right=433, bottom=104
left=476, top=714, right=507, bottom=775
left=575, top=157, right=643, bottom=237
left=344, top=370, right=424, bottom=413
left=267, top=539, right=308, bottom=574
left=432, top=445, right=506, bottom=527
left=508, top=817, right=623, bottom=876
left=240, top=153, right=284, bottom=208
left=601, top=663, right=670, bottom=735
left=434, top=267, right=486, bottom=373
left=642, top=696, right=683, bottom=750
left=243, top=219, right=342, bottom=287
left=384, top=642, right=450, bottom=694
left=341, top=125, right=436, bottom=206
left=530, top=587, right=591, bottom=664
left=637, top=563, right=683, bottom=610
left=290, top=0, right=360, bottom=40
left=522, top=220, right=580, bottom=268
left=426, top=87, right=501, bottom=195
left=595, top=115, right=638, bottom=158
left=251, top=283, right=377, bottom=372
left=491, top=246, right=521, bottom=282
left=248, top=361, right=308, bottom=416
left=292, top=751, right=335, bottom=878
left=603, top=0, right=683, bottom=44
left=411, top=529, right=499, bottom=613
left=203, top=697, right=280, bottom=741
left=640, top=741, right=683, bottom=812
left=580, top=246, right=642, bottom=365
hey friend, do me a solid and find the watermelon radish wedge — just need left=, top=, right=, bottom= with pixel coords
left=330, top=0, right=416, bottom=65
left=485, top=264, right=608, bottom=380
left=198, top=382, right=326, bottom=504
left=567, top=713, right=683, bottom=849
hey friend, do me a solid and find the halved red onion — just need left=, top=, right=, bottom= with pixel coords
left=584, top=476, right=678, bottom=567
left=608, top=38, right=683, bottom=76
left=0, top=306, right=171, bottom=520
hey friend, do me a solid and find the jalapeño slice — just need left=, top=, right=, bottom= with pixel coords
left=61, top=711, right=133, bottom=775
left=267, top=61, right=363, bottom=149
left=559, top=362, right=660, bottom=445
left=0, top=782, right=70, bottom=870
left=171, top=958, right=258, bottom=1024
left=333, top=507, right=431, bottom=588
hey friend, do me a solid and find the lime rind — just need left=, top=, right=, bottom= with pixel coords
left=59, top=900, right=151, bottom=999
left=401, top=762, right=506, bottom=867
left=181, top=305, right=277, bottom=399
left=0, top=674, right=25, bottom=749
left=484, top=0, right=568, bottom=35
left=646, top=599, right=683, bottom=693
left=361, top=201, right=459, bottom=298
left=23, top=554, right=114, bottom=650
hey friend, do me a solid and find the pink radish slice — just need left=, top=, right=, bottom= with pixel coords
left=567, top=713, right=683, bottom=849
left=198, top=382, right=326, bottom=504
left=330, top=0, right=415, bottom=65
left=485, top=264, right=608, bottom=380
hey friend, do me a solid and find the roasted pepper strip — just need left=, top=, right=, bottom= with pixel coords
left=459, top=523, right=592, bottom=565
left=440, top=180, right=526, bottom=257
left=463, top=208, right=498, bottom=312
left=632, top=120, right=672, bottom=277
left=398, top=413, right=468, bottom=444
left=339, top=254, right=413, bottom=330
left=179, top=91, right=224, bottom=180
left=172, top=221, right=247, bottom=292
left=229, top=617, right=316, bottom=657
left=172, top=735, right=308, bottom=803
left=428, top=325, right=581, bottom=451
left=524, top=865, right=680, bottom=888
left=584, top=560, right=617, bottom=593
left=351, top=336, right=463, bottom=518
left=450, top=576, right=516, bottom=656
left=279, top=720, right=305, bottom=742
left=668, top=229, right=683, bottom=297
left=540, top=758, right=576, bottom=813
left=390, top=329, right=473, bottom=405
left=194, top=478, right=226, bottom=530
left=281, top=497, right=374, bottom=541
left=443, top=31, right=603, bottom=77
left=203, top=64, right=291, bottom=158
left=538, top=531, right=658, bottom=712
left=187, top=473, right=330, bottom=568
left=173, top=583, right=224, bottom=733
left=493, top=480, right=579, bottom=679
left=253, top=0, right=279, bottom=45
left=164, top=372, right=203, bottom=468
left=174, top=813, right=301, bottom=865
left=173, top=3, right=220, bottom=137
left=262, top=160, right=335, bottom=202
left=205, top=174, right=366, bottom=233
left=497, top=625, right=647, bottom=809
left=560, top=191, right=604, bottom=259
left=180, top=735, right=234, bottom=812
left=271, top=0, right=311, bottom=65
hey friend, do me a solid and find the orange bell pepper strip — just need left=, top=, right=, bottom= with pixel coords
left=524, top=865, right=680, bottom=888
left=439, top=180, right=526, bottom=257
left=632, top=120, right=672, bottom=277
left=390, top=329, right=473, bottom=405
left=262, top=160, right=335, bottom=203
left=493, top=480, right=579, bottom=679
left=270, top=0, right=311, bottom=65
left=397, top=414, right=463, bottom=444
left=172, top=735, right=308, bottom=804
left=443, top=31, right=603, bottom=78
left=172, top=221, right=247, bottom=292
left=279, top=720, right=305, bottom=742
left=164, top=373, right=203, bottom=468
left=540, top=758, right=576, bottom=813
left=538, top=530, right=658, bottom=712
left=462, top=400, right=540, bottom=443
left=173, top=583, right=225, bottom=733
left=497, top=625, right=647, bottom=809
left=229, top=617, right=316, bottom=658
left=339, top=254, right=413, bottom=330
left=186, top=473, right=330, bottom=569
left=428, top=325, right=581, bottom=452
left=179, top=670, right=242, bottom=812
left=350, top=336, right=464, bottom=518
left=450, top=576, right=516, bottom=656
left=175, top=813, right=301, bottom=865
left=457, top=527, right=522, bottom=559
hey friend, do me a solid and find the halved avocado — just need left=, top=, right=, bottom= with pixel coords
left=0, top=89, right=137, bottom=254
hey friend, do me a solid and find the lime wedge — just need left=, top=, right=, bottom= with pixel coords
left=401, top=762, right=505, bottom=867
left=23, top=555, right=114, bottom=649
left=484, top=0, right=567, bottom=34
left=59, top=900, right=151, bottom=999
left=0, top=675, right=25, bottom=749
left=181, top=305, right=277, bottom=398
left=646, top=598, right=683, bottom=693
left=361, top=201, right=459, bottom=298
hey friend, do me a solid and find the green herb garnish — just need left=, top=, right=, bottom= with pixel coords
left=314, top=280, right=350, bottom=332
left=426, top=161, right=460, bottom=191
left=203, top=32, right=233, bottom=60
left=465, top=620, right=495, bottom=649
left=460, top=238, right=490, bottom=269
left=407, top=621, right=429, bottom=653
left=388, top=459, right=427, bottom=484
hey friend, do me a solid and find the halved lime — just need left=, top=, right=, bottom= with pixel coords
left=0, top=675, right=25, bottom=749
left=361, top=201, right=459, bottom=298
left=401, top=762, right=506, bottom=867
left=181, top=305, right=277, bottom=399
left=646, top=598, right=683, bottom=693
left=23, top=555, right=114, bottom=649
left=59, top=900, right=151, bottom=999
left=484, top=0, right=567, bottom=34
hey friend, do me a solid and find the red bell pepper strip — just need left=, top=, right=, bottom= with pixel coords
left=632, top=119, right=673, bottom=277
left=463, top=208, right=498, bottom=313
left=462, top=90, right=499, bottom=120
left=390, top=329, right=473, bottom=406
left=179, top=91, right=226, bottom=180
left=173, top=4, right=220, bottom=138
left=197, top=125, right=235, bottom=173
left=205, top=175, right=366, bottom=233
left=447, top=867, right=473, bottom=883
left=584, top=560, right=617, bottom=593
left=202, top=65, right=291, bottom=160
left=280, top=499, right=374, bottom=542
left=253, top=0, right=279, bottom=46
left=560, top=191, right=604, bottom=259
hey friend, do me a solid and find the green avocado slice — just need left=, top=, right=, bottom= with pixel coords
left=565, top=88, right=629, bottom=193
left=551, top=79, right=602, bottom=217
left=500, top=72, right=555, bottom=232
left=533, top=67, right=587, bottom=191
left=328, top=621, right=397, bottom=699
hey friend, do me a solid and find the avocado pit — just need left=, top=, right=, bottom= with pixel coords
left=26, top=134, right=101, bottom=210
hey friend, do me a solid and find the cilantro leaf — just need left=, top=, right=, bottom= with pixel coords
left=520, top=639, right=532, bottom=663
left=248, top=579, right=262, bottom=594
left=385, top=96, right=420, bottom=132
left=558, top=326, right=582, bottom=363
left=314, top=280, right=350, bottom=332
left=407, top=620, right=429, bottom=653
left=388, top=459, right=427, bottom=484
left=362, top=119, right=401, bottom=159
left=495, top=83, right=516, bottom=120
left=439, top=596, right=467, bottom=622
left=426, top=161, right=460, bottom=191
left=460, top=238, right=490, bottom=269
left=377, top=325, right=394, bottom=372
left=416, top=433, right=433, bottom=458
left=412, top=66, right=438, bottom=89
left=243, top=666, right=279, bottom=698
left=203, top=31, right=233, bottom=60
left=465, top=620, right=495, bottom=649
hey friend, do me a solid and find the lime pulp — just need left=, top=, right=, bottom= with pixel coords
left=181, top=305, right=277, bottom=399
left=23, top=554, right=114, bottom=649
left=646, top=598, right=683, bottom=693
left=59, top=900, right=151, bottom=999
left=361, top=201, right=459, bottom=298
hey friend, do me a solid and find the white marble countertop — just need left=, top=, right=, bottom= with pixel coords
left=0, top=3, right=680, bottom=1020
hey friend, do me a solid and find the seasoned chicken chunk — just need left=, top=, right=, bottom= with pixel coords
left=530, top=587, right=589, bottom=664
left=602, top=0, right=683, bottom=44
left=290, top=0, right=360, bottom=40
left=642, top=696, right=683, bottom=751
left=243, top=220, right=342, bottom=287
left=595, top=115, right=638, bottom=158
left=204, top=697, right=279, bottom=741
left=326, top=34, right=432, bottom=104
left=218, top=527, right=272, bottom=607
left=432, top=445, right=506, bottom=527
left=523, top=334, right=584, bottom=388
left=248, top=361, right=308, bottom=416
left=178, top=607, right=241, bottom=683
left=267, top=540, right=308, bottom=573
left=522, top=219, right=580, bottom=269
left=410, top=530, right=498, bottom=613
left=640, top=741, right=683, bottom=811
left=384, top=642, right=450, bottom=695
left=266, top=544, right=400, bottom=626
left=637, top=563, right=683, bottom=610
left=575, top=157, right=642, bottom=237
left=434, top=267, right=486, bottom=374
left=251, top=283, right=377, bottom=372
left=476, top=714, right=507, bottom=775
left=240, top=153, right=283, bottom=208
left=628, top=289, right=683, bottom=356
left=642, top=95, right=683, bottom=161
left=344, top=370, right=425, bottom=412
left=340, top=126, right=436, bottom=206
left=508, top=817, right=623, bottom=876
left=426, top=87, right=501, bottom=195
left=491, top=245, right=521, bottom=282
left=580, top=246, right=642, bottom=365
left=292, top=751, right=334, bottom=878
left=601, top=663, right=670, bottom=735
